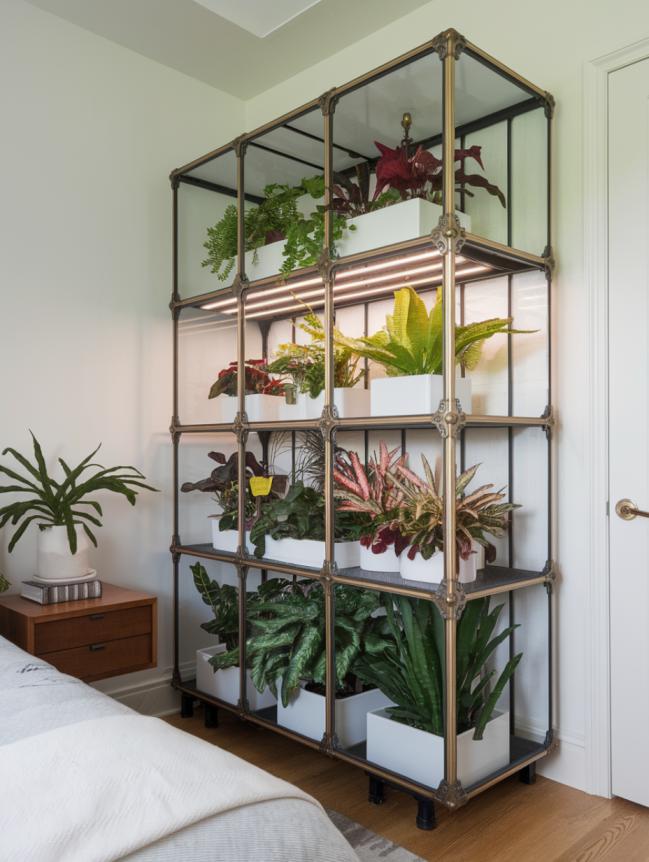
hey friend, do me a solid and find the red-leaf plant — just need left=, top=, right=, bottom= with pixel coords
left=333, top=441, right=409, bottom=556
left=208, top=359, right=286, bottom=399
left=372, top=140, right=506, bottom=208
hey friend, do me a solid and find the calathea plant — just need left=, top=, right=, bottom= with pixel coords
left=333, top=442, right=408, bottom=556
left=335, top=286, right=526, bottom=378
left=181, top=451, right=287, bottom=532
left=0, top=433, right=157, bottom=553
left=388, top=456, right=518, bottom=563
left=212, top=578, right=394, bottom=707
left=355, top=595, right=522, bottom=739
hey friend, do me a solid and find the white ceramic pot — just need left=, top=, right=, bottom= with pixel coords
left=339, top=198, right=471, bottom=258
left=371, top=373, right=472, bottom=417
left=215, top=394, right=282, bottom=423
left=295, top=387, right=371, bottom=420
left=196, top=644, right=276, bottom=711
left=263, top=536, right=360, bottom=569
left=399, top=541, right=483, bottom=583
left=36, top=525, right=92, bottom=581
left=359, top=543, right=400, bottom=573
left=366, top=708, right=510, bottom=789
left=277, top=682, right=393, bottom=748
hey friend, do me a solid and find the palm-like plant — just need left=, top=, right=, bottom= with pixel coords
left=388, top=456, right=518, bottom=563
left=212, top=578, right=393, bottom=707
left=0, top=433, right=157, bottom=553
left=355, top=595, right=522, bottom=739
left=333, top=442, right=408, bottom=555
left=335, top=286, right=527, bottom=377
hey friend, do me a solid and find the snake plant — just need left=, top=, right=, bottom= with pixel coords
left=212, top=578, right=394, bottom=707
left=335, top=286, right=527, bottom=377
left=0, top=433, right=157, bottom=553
left=355, top=595, right=522, bottom=740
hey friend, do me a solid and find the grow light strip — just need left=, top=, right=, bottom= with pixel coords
left=200, top=248, right=443, bottom=312
left=242, top=265, right=489, bottom=319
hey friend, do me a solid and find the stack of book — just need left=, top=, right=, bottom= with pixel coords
left=21, top=577, right=102, bottom=605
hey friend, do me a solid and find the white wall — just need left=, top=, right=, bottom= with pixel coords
left=241, top=0, right=649, bottom=794
left=0, top=0, right=244, bottom=710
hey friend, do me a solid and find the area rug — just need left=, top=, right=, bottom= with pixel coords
left=328, top=810, right=425, bottom=862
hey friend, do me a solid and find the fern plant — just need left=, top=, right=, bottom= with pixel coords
left=212, top=578, right=394, bottom=707
left=355, top=595, right=522, bottom=740
left=0, top=433, right=157, bottom=553
left=335, top=286, right=528, bottom=377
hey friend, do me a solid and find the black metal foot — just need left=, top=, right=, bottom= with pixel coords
left=519, top=762, right=537, bottom=785
left=180, top=693, right=194, bottom=718
left=204, top=703, right=219, bottom=728
left=368, top=776, right=385, bottom=805
left=416, top=798, right=437, bottom=831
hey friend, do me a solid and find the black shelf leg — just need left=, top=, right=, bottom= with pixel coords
left=368, top=776, right=385, bottom=805
left=180, top=694, right=194, bottom=719
left=519, top=762, right=537, bottom=785
left=204, top=703, right=219, bottom=728
left=415, top=798, right=437, bottom=831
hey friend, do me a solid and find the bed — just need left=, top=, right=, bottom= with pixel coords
left=0, top=635, right=359, bottom=862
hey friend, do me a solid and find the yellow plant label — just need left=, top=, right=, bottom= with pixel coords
left=250, top=476, right=273, bottom=497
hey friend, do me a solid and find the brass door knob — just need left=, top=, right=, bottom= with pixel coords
left=615, top=498, right=649, bottom=520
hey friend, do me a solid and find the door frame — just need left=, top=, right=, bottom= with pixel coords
left=584, top=36, right=649, bottom=798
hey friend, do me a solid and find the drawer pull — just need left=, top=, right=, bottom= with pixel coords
left=89, top=643, right=106, bottom=652
left=89, top=613, right=105, bottom=621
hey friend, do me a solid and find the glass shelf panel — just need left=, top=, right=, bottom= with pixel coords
left=178, top=148, right=238, bottom=299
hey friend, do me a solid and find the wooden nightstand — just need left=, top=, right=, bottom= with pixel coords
left=0, top=583, right=157, bottom=682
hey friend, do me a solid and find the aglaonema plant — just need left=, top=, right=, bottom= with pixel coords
left=355, top=594, right=522, bottom=740
left=0, top=433, right=157, bottom=553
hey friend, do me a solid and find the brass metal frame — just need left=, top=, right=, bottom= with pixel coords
left=169, top=26, right=555, bottom=814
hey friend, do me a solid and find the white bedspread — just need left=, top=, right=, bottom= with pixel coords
left=0, top=713, right=320, bottom=862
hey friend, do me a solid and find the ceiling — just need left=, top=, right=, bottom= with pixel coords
left=27, top=0, right=433, bottom=99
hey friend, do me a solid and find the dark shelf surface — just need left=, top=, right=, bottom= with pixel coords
left=175, top=545, right=548, bottom=598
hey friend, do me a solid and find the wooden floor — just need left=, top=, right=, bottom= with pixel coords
left=166, top=707, right=649, bottom=861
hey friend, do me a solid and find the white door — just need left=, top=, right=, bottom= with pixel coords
left=609, top=57, right=649, bottom=806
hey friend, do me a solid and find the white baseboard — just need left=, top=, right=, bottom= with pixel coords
left=92, top=661, right=194, bottom=717
left=516, top=716, right=588, bottom=792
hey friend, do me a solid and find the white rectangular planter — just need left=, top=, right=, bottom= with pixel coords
left=360, top=543, right=400, bottom=573
left=339, top=198, right=471, bottom=258
left=278, top=683, right=393, bottom=748
left=223, top=199, right=470, bottom=287
left=264, top=536, right=360, bottom=569
left=196, top=644, right=276, bottom=711
left=215, top=394, right=282, bottom=423
left=400, top=541, right=485, bottom=584
left=371, top=373, right=472, bottom=417
left=366, top=708, right=510, bottom=789
left=295, top=387, right=370, bottom=420
left=209, top=519, right=251, bottom=553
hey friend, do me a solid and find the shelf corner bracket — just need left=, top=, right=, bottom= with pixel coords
left=433, top=582, right=467, bottom=620
left=436, top=779, right=468, bottom=809
left=433, top=399, right=466, bottom=439
left=431, top=214, right=466, bottom=254
left=431, top=28, right=467, bottom=61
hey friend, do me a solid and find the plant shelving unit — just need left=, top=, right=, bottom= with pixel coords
left=169, top=28, right=555, bottom=827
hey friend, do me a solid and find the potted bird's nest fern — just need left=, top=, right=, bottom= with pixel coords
left=388, top=456, right=518, bottom=584
left=212, top=577, right=395, bottom=746
left=358, top=594, right=522, bottom=788
left=0, top=433, right=156, bottom=582
left=335, top=286, right=531, bottom=417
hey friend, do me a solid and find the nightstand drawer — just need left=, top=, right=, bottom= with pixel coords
left=35, top=605, right=152, bottom=655
left=45, top=633, right=154, bottom=681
